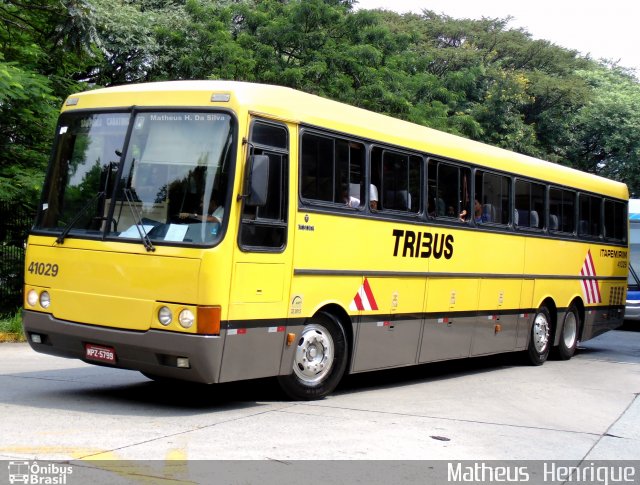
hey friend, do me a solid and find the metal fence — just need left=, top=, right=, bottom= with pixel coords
left=1, top=202, right=34, bottom=313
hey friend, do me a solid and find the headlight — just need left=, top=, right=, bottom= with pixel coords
left=26, top=290, right=38, bottom=307
left=158, top=306, right=172, bottom=326
left=39, top=291, right=51, bottom=309
left=178, top=309, right=195, bottom=329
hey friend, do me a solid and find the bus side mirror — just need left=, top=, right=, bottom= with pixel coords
left=244, top=154, right=269, bottom=206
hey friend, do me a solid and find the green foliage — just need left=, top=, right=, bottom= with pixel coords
left=0, top=55, right=57, bottom=200
left=567, top=66, right=640, bottom=195
left=0, top=309, right=24, bottom=339
left=0, top=0, right=92, bottom=202
left=0, top=241, right=24, bottom=315
left=1, top=0, right=640, bottom=202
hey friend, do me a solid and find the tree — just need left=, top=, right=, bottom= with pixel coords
left=566, top=66, right=640, bottom=195
left=0, top=0, right=96, bottom=202
left=1, top=0, right=639, bottom=203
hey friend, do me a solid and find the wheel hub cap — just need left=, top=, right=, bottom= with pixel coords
left=533, top=313, right=550, bottom=353
left=563, top=313, right=577, bottom=348
left=293, top=324, right=334, bottom=384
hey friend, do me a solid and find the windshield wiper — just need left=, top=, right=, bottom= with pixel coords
left=123, top=188, right=155, bottom=252
left=56, top=191, right=105, bottom=245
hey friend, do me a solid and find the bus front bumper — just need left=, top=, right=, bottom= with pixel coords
left=22, top=310, right=223, bottom=384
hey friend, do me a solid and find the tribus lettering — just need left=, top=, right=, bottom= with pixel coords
left=392, top=229, right=454, bottom=259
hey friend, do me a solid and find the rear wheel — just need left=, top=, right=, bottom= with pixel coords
left=278, top=312, right=347, bottom=400
left=525, top=306, right=552, bottom=365
left=554, top=304, right=580, bottom=360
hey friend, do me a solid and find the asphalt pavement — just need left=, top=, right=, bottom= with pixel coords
left=0, top=328, right=638, bottom=483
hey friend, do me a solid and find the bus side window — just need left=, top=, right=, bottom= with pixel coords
left=300, top=132, right=364, bottom=208
left=475, top=170, right=510, bottom=225
left=578, top=193, right=602, bottom=238
left=434, top=160, right=470, bottom=221
left=300, top=133, right=333, bottom=202
left=515, top=179, right=545, bottom=229
left=342, top=140, right=365, bottom=208
left=549, top=187, right=575, bottom=233
left=604, top=199, right=627, bottom=242
left=379, top=150, right=421, bottom=214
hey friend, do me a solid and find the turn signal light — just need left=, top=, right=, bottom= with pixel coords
left=286, top=333, right=296, bottom=346
left=197, top=306, right=221, bottom=335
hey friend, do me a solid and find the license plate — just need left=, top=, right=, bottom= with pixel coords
left=84, top=343, right=116, bottom=364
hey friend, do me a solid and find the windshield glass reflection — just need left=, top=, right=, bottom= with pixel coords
left=36, top=111, right=234, bottom=246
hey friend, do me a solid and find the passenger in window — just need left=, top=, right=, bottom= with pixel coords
left=342, top=184, right=360, bottom=208
left=370, top=184, right=378, bottom=211
left=435, top=194, right=446, bottom=216
left=473, top=199, right=489, bottom=223
left=443, top=204, right=467, bottom=221
left=179, top=191, right=224, bottom=223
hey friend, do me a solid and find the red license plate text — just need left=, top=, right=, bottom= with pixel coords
left=84, top=343, right=116, bottom=364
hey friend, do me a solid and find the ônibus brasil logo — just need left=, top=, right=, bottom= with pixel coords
left=8, top=461, right=73, bottom=484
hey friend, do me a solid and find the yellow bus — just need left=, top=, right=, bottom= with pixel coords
left=23, top=81, right=629, bottom=400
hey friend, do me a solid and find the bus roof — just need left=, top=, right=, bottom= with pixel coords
left=64, top=80, right=629, bottom=200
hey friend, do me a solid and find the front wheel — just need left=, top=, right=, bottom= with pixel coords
left=553, top=304, right=580, bottom=360
left=525, top=306, right=552, bottom=366
left=278, top=312, right=347, bottom=400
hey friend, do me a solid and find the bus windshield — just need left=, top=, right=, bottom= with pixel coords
left=36, top=111, right=234, bottom=246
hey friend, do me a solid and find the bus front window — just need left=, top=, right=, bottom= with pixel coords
left=37, top=112, right=129, bottom=234
left=36, top=111, right=234, bottom=246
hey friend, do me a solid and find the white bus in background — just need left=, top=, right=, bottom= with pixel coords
left=626, top=199, right=640, bottom=322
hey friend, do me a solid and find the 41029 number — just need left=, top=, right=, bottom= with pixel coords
left=28, top=261, right=59, bottom=277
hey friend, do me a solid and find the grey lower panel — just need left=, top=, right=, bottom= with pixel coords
left=278, top=324, right=305, bottom=376
left=470, top=314, right=518, bottom=356
left=419, top=317, right=474, bottom=363
left=23, top=310, right=223, bottom=384
left=581, top=307, right=624, bottom=341
left=352, top=318, right=422, bottom=372
left=351, top=312, right=532, bottom=372
left=516, top=312, right=532, bottom=350
left=219, top=326, right=291, bottom=383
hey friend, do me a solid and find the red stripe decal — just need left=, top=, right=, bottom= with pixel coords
left=353, top=293, right=364, bottom=311
left=362, top=278, right=379, bottom=310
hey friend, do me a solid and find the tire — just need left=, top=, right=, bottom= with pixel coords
left=554, top=304, right=580, bottom=360
left=525, top=306, right=552, bottom=366
left=278, top=312, right=347, bottom=400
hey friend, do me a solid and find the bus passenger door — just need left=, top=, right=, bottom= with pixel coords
left=221, top=119, right=293, bottom=383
